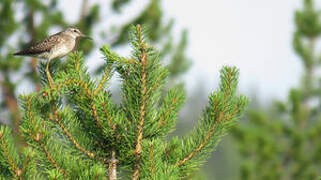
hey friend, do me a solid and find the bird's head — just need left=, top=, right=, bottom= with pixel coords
left=65, top=27, right=92, bottom=40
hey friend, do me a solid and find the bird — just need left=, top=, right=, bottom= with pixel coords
left=14, top=27, right=92, bottom=87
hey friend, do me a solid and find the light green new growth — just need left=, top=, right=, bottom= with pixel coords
left=0, top=25, right=248, bottom=179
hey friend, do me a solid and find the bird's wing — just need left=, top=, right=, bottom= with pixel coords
left=14, top=32, right=62, bottom=56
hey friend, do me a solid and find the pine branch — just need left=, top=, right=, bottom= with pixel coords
left=176, top=105, right=242, bottom=167
left=102, top=101, right=114, bottom=129
left=0, top=22, right=248, bottom=179
left=146, top=72, right=167, bottom=95
left=46, top=76, right=105, bottom=133
left=37, top=140, right=67, bottom=179
left=151, top=86, right=186, bottom=137
left=94, top=64, right=113, bottom=96
left=91, top=103, right=103, bottom=129
left=176, top=125, right=216, bottom=167
left=133, top=24, right=148, bottom=180
left=25, top=96, right=67, bottom=178
left=173, top=67, right=248, bottom=174
left=0, top=129, right=22, bottom=179
left=48, top=105, right=107, bottom=164
left=41, top=78, right=92, bottom=99
left=149, top=143, right=156, bottom=178
left=157, top=99, right=177, bottom=127
left=62, top=67, right=105, bottom=131
left=20, top=154, right=31, bottom=177
left=44, top=53, right=116, bottom=174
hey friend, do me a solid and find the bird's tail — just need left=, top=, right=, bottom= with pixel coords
left=13, top=51, right=23, bottom=56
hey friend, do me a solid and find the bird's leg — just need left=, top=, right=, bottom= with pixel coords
left=46, top=58, right=55, bottom=87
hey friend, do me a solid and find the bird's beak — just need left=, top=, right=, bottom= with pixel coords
left=84, top=36, right=93, bottom=40
left=81, top=33, right=93, bottom=40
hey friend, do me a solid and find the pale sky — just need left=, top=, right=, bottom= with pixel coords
left=55, top=0, right=321, bottom=101
left=161, top=0, right=307, bottom=101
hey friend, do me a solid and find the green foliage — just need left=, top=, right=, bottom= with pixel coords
left=232, top=1, right=321, bottom=179
left=295, top=0, right=321, bottom=38
left=0, top=25, right=247, bottom=179
left=0, top=0, right=191, bottom=156
left=0, top=0, right=18, bottom=47
left=103, top=0, right=191, bottom=79
left=0, top=0, right=98, bottom=130
left=112, top=0, right=131, bottom=13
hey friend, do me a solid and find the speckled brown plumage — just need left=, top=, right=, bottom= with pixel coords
left=14, top=32, right=63, bottom=56
left=13, top=27, right=91, bottom=87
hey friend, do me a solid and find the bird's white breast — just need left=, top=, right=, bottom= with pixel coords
left=49, top=38, right=75, bottom=60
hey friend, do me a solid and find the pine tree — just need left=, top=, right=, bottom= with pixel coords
left=0, top=0, right=190, bottom=148
left=232, top=0, right=321, bottom=179
left=0, top=25, right=248, bottom=179
left=0, top=0, right=98, bottom=143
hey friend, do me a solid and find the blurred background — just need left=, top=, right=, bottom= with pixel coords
left=1, top=0, right=321, bottom=179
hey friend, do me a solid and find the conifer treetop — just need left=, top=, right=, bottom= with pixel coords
left=0, top=25, right=248, bottom=179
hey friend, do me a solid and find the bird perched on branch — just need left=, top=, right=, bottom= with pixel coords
left=14, top=27, right=92, bottom=87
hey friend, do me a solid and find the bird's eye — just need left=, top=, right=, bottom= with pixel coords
left=73, top=30, right=77, bottom=33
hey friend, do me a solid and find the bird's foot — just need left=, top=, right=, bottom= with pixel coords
left=46, top=71, right=56, bottom=88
